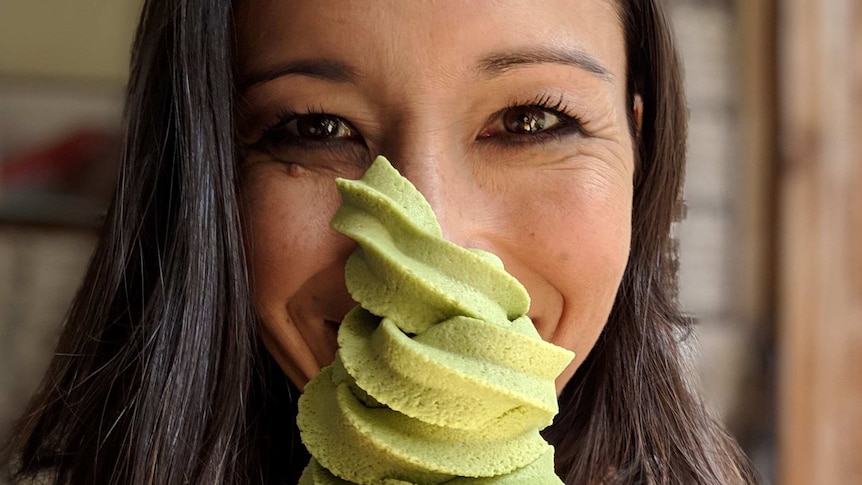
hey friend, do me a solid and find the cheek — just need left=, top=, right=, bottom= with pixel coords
left=242, top=175, right=341, bottom=307
left=498, top=169, right=632, bottom=383
left=550, top=204, right=631, bottom=334
left=239, top=167, right=357, bottom=382
left=539, top=191, right=630, bottom=318
left=558, top=197, right=630, bottom=376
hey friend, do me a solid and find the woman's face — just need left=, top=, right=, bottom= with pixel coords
left=237, top=1, right=635, bottom=392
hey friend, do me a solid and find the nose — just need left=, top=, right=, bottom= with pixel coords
left=378, top=131, right=478, bottom=247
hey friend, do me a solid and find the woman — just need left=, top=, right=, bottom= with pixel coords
left=2, top=1, right=757, bottom=484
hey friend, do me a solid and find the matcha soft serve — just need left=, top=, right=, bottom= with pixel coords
left=297, top=156, right=574, bottom=484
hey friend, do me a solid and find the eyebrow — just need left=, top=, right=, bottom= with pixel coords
left=241, top=46, right=612, bottom=92
left=476, top=46, right=613, bottom=81
left=241, top=59, right=360, bottom=91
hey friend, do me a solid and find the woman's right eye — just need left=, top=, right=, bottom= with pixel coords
left=262, top=113, right=361, bottom=147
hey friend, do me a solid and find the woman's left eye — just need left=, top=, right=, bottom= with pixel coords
left=502, top=106, right=562, bottom=134
left=478, top=104, right=583, bottom=142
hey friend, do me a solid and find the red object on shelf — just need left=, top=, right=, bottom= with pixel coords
left=1, top=129, right=113, bottom=188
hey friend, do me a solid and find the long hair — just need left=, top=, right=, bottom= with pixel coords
left=544, top=2, right=757, bottom=484
left=1, top=0, right=265, bottom=482
left=2, top=1, right=755, bottom=484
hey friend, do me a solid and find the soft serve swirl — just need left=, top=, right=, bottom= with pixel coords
left=297, top=156, right=574, bottom=485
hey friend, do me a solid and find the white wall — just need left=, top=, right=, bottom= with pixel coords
left=0, top=0, right=141, bottom=84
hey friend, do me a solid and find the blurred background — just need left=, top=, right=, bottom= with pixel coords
left=0, top=1, right=859, bottom=484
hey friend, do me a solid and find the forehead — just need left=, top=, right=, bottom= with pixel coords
left=236, top=1, right=626, bottom=88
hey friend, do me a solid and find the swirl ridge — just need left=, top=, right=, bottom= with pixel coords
left=298, top=156, right=574, bottom=485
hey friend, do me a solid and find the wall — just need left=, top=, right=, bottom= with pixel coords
left=0, top=0, right=140, bottom=84
left=0, top=229, right=96, bottom=438
left=0, top=0, right=135, bottom=441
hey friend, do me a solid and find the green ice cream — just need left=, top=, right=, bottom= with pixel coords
left=297, top=156, right=574, bottom=484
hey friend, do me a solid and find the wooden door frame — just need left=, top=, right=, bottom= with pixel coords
left=775, top=0, right=862, bottom=483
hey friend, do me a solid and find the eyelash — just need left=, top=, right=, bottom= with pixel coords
left=251, top=93, right=585, bottom=153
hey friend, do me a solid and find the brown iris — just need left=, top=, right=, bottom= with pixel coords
left=503, top=107, right=550, bottom=134
left=293, top=114, right=351, bottom=139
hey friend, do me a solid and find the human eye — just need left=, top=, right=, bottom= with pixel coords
left=259, top=111, right=362, bottom=148
left=477, top=94, right=585, bottom=144
left=245, top=109, right=369, bottom=170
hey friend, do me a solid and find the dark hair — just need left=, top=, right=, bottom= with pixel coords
left=2, top=1, right=756, bottom=484
left=543, top=1, right=757, bottom=483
